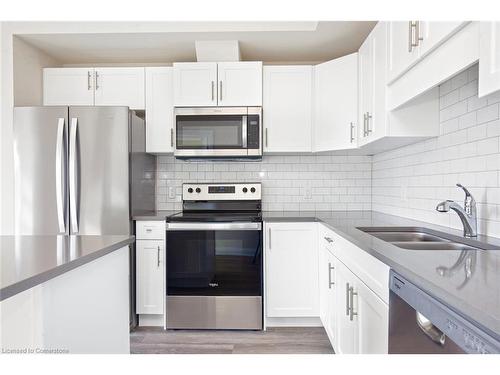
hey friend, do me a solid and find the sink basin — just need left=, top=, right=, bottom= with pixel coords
left=390, top=241, right=481, bottom=251
left=365, top=231, right=448, bottom=243
left=357, top=226, right=499, bottom=251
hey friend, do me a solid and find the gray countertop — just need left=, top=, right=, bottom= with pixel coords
left=133, top=209, right=500, bottom=340
left=0, top=235, right=135, bottom=301
left=264, top=211, right=500, bottom=341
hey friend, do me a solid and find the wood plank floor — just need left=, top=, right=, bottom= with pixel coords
left=130, top=327, right=334, bottom=354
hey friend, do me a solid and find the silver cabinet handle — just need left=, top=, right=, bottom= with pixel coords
left=87, top=71, right=92, bottom=90
left=55, top=117, right=66, bottom=234
left=363, top=113, right=367, bottom=137
left=265, top=128, right=268, bottom=148
left=157, top=246, right=161, bottom=267
left=416, top=312, right=445, bottom=346
left=408, top=21, right=413, bottom=52
left=211, top=81, right=215, bottom=101
left=170, top=128, right=174, bottom=148
left=415, top=21, right=423, bottom=47
left=95, top=71, right=99, bottom=90
left=350, top=122, right=355, bottom=143
left=349, top=286, right=358, bottom=321
left=324, top=236, right=333, bottom=243
left=366, top=112, right=372, bottom=135
left=346, top=283, right=350, bottom=316
left=69, top=118, right=79, bottom=233
left=268, top=227, right=272, bottom=250
left=328, top=263, right=335, bottom=289
left=219, top=81, right=223, bottom=101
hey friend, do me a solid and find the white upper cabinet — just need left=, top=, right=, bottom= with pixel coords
left=479, top=22, right=500, bottom=97
left=145, top=67, right=174, bottom=153
left=263, top=66, right=312, bottom=152
left=173, top=62, right=217, bottom=107
left=388, top=21, right=468, bottom=83
left=43, top=68, right=95, bottom=106
left=419, top=22, right=467, bottom=55
left=43, top=67, right=145, bottom=108
left=93, top=68, right=145, bottom=109
left=265, top=222, right=319, bottom=318
left=173, top=62, right=262, bottom=107
left=314, top=53, right=358, bottom=151
left=387, top=22, right=420, bottom=83
left=217, top=62, right=262, bottom=106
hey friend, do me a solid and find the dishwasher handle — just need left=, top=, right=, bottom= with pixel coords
left=416, top=312, right=446, bottom=346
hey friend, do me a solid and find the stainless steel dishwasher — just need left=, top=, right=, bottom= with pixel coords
left=389, top=271, right=500, bottom=354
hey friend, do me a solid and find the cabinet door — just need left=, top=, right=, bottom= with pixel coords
left=173, top=62, right=217, bottom=107
left=314, top=53, right=358, bottom=151
left=326, top=250, right=337, bottom=348
left=43, top=68, right=94, bottom=105
left=356, top=279, right=389, bottom=354
left=265, top=223, right=319, bottom=317
left=479, top=22, right=500, bottom=97
left=93, top=68, right=145, bottom=109
left=145, top=67, right=174, bottom=153
left=419, top=22, right=466, bottom=56
left=217, top=62, right=262, bottom=106
left=263, top=66, right=312, bottom=152
left=318, top=244, right=329, bottom=326
left=370, top=22, right=388, bottom=142
left=358, top=36, right=373, bottom=145
left=387, top=21, right=420, bottom=82
left=136, top=240, right=164, bottom=314
left=335, top=260, right=358, bottom=354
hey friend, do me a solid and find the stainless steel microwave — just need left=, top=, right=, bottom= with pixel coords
left=173, top=107, right=262, bottom=159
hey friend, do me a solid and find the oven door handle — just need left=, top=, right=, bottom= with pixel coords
left=166, top=222, right=262, bottom=231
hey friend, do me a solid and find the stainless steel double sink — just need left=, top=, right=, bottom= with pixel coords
left=357, top=227, right=500, bottom=251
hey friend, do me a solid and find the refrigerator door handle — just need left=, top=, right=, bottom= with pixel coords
left=69, top=118, right=79, bottom=233
left=55, top=117, right=66, bottom=233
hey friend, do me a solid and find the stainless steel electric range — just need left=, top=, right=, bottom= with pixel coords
left=165, top=182, right=263, bottom=330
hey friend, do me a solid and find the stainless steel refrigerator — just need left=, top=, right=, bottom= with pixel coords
left=13, top=106, right=156, bottom=326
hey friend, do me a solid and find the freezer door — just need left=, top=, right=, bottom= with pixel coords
left=68, top=106, right=130, bottom=235
left=13, top=107, right=69, bottom=235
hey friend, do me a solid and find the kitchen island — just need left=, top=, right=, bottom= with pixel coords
left=0, top=235, right=134, bottom=354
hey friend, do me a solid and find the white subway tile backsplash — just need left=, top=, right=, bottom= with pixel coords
left=373, top=64, right=500, bottom=237
left=156, top=152, right=372, bottom=212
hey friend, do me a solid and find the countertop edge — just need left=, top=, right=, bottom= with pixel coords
left=0, top=236, right=135, bottom=302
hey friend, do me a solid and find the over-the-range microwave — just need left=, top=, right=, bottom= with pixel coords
left=173, top=107, right=262, bottom=159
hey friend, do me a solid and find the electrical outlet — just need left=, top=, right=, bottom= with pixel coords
left=168, top=186, right=175, bottom=199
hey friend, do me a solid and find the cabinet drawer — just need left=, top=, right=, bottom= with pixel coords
left=136, top=221, right=165, bottom=240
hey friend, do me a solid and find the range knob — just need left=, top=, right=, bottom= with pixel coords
left=242, top=187, right=248, bottom=193
left=188, top=187, right=193, bottom=193
left=195, top=187, right=201, bottom=193
left=250, top=187, right=256, bottom=193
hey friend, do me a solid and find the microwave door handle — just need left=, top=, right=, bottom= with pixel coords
left=242, top=115, right=248, bottom=148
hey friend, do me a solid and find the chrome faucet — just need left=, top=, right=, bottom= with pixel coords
left=436, top=184, right=477, bottom=238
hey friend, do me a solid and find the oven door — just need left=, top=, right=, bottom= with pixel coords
left=174, top=107, right=249, bottom=157
left=166, top=222, right=262, bottom=296
left=165, top=222, right=263, bottom=329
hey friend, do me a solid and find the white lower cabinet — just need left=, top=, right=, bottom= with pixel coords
left=136, top=240, right=164, bottom=314
left=335, top=260, right=389, bottom=354
left=265, top=222, right=319, bottom=318
left=135, top=221, right=165, bottom=324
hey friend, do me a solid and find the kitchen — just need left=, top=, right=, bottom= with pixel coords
left=1, top=2, right=500, bottom=372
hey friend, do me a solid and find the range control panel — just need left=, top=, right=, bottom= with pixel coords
left=182, top=183, right=262, bottom=201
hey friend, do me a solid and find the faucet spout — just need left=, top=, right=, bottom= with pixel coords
left=436, top=185, right=477, bottom=238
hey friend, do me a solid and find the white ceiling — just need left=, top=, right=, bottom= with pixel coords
left=17, top=21, right=376, bottom=64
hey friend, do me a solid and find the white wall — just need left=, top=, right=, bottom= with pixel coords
left=156, top=153, right=372, bottom=212
left=13, top=36, right=61, bottom=106
left=373, top=64, right=500, bottom=237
